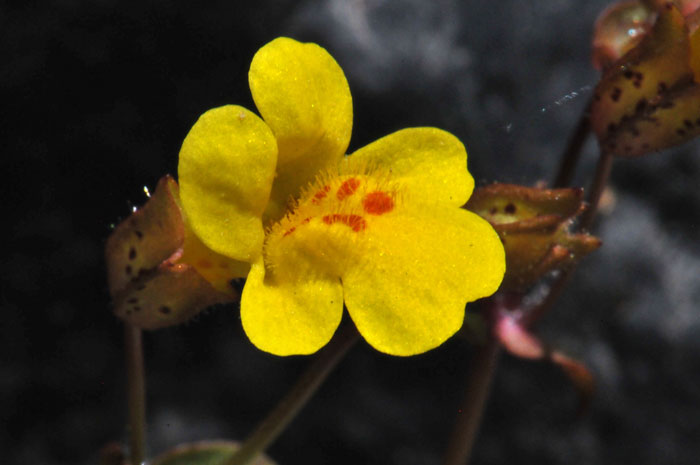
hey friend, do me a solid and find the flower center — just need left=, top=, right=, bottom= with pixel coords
left=263, top=173, right=397, bottom=279
left=278, top=175, right=396, bottom=237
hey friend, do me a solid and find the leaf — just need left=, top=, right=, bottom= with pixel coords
left=493, top=310, right=545, bottom=359
left=551, top=352, right=596, bottom=415
left=493, top=309, right=595, bottom=414
left=151, top=440, right=277, bottom=465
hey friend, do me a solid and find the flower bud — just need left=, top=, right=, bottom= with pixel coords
left=591, top=2, right=700, bottom=157
left=592, top=0, right=655, bottom=71
left=465, top=183, right=601, bottom=291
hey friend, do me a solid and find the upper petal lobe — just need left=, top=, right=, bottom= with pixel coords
left=249, top=37, right=353, bottom=220
left=342, top=127, right=474, bottom=207
left=178, top=105, right=277, bottom=262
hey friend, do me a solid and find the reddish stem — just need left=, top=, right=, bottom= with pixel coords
left=124, top=324, right=146, bottom=465
left=553, top=101, right=592, bottom=187
left=443, top=337, right=501, bottom=465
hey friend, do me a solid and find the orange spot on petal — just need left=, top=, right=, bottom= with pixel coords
left=322, top=214, right=367, bottom=232
left=283, top=227, right=296, bottom=237
left=312, top=185, right=330, bottom=204
left=197, top=259, right=212, bottom=269
left=337, top=178, right=361, bottom=200
left=363, top=191, right=394, bottom=215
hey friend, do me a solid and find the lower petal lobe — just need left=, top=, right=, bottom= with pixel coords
left=342, top=204, right=505, bottom=356
left=240, top=259, right=343, bottom=356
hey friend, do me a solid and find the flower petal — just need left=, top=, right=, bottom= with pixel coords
left=342, top=204, right=505, bottom=356
left=178, top=105, right=277, bottom=261
left=249, top=37, right=353, bottom=219
left=240, top=259, right=343, bottom=356
left=342, top=128, right=474, bottom=207
left=178, top=225, right=250, bottom=294
left=163, top=177, right=251, bottom=294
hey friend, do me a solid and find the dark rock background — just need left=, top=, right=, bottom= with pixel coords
left=4, top=0, right=700, bottom=464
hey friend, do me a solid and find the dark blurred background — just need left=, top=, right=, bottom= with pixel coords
left=3, top=1, right=700, bottom=464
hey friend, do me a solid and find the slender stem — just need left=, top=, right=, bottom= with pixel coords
left=553, top=101, right=591, bottom=188
left=443, top=337, right=501, bottom=465
left=442, top=110, right=607, bottom=465
left=521, top=269, right=574, bottom=327
left=580, top=149, right=613, bottom=230
left=225, top=324, right=360, bottom=465
left=124, top=324, right=146, bottom=465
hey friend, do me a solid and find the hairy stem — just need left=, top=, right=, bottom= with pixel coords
left=553, top=101, right=591, bottom=187
left=225, top=324, right=360, bottom=465
left=443, top=337, right=502, bottom=465
left=124, top=324, right=146, bottom=465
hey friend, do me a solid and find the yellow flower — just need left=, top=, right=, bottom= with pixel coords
left=177, top=37, right=505, bottom=356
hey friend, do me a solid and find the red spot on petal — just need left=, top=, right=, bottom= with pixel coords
left=337, top=178, right=361, bottom=200
left=283, top=217, right=313, bottom=237
left=312, top=185, right=331, bottom=204
left=197, top=259, right=212, bottom=269
left=322, top=214, right=367, bottom=232
left=348, top=216, right=367, bottom=232
left=363, top=191, right=394, bottom=215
